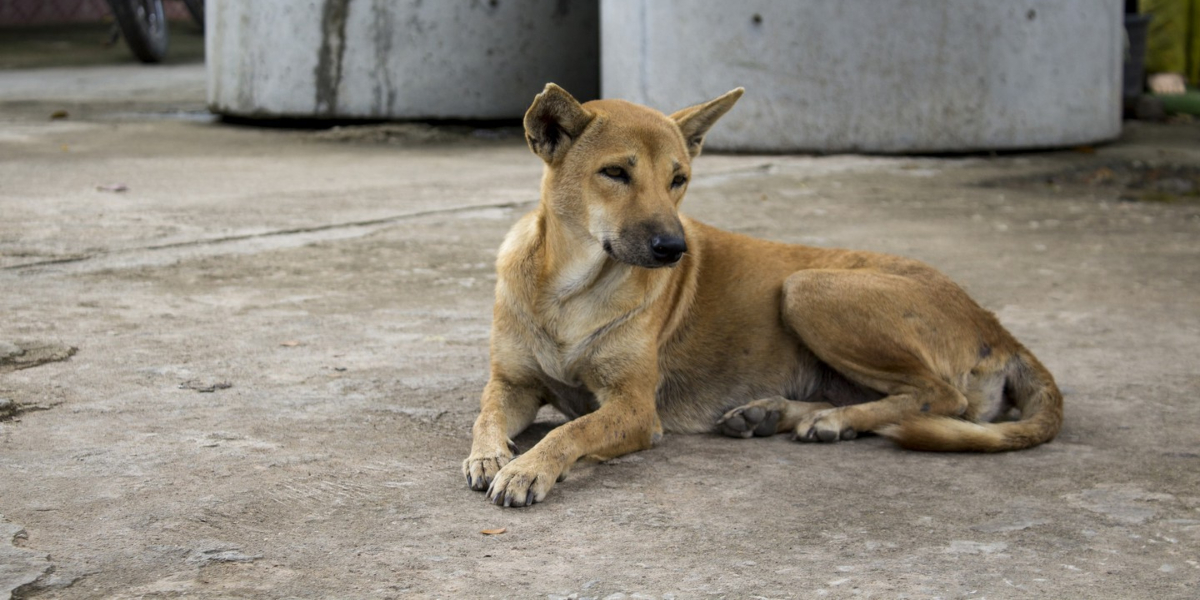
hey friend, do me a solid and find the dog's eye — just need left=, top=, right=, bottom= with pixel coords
left=600, top=166, right=630, bottom=182
left=671, top=174, right=689, bottom=189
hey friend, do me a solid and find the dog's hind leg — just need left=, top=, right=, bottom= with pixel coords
left=717, top=396, right=834, bottom=438
left=717, top=363, right=883, bottom=438
left=792, top=380, right=968, bottom=443
left=779, top=268, right=987, bottom=443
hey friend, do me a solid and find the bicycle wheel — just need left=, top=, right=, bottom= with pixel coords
left=107, top=0, right=169, bottom=63
left=181, top=0, right=204, bottom=29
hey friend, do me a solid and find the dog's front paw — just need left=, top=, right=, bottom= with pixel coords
left=463, top=440, right=518, bottom=491
left=718, top=400, right=782, bottom=438
left=794, top=408, right=858, bottom=443
left=486, top=454, right=559, bottom=508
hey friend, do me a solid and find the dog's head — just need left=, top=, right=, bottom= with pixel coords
left=524, top=84, right=743, bottom=269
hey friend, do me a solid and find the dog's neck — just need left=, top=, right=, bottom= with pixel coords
left=540, top=209, right=625, bottom=302
left=491, top=202, right=698, bottom=385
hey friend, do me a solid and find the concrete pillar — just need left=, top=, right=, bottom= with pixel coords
left=207, top=0, right=598, bottom=119
left=601, top=0, right=1123, bottom=153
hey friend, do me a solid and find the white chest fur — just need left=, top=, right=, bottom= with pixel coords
left=494, top=213, right=657, bottom=388
left=533, top=246, right=638, bottom=385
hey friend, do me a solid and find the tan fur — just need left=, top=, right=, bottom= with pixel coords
left=463, top=84, right=1064, bottom=507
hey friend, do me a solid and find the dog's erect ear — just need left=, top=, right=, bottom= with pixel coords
left=670, top=88, right=744, bottom=158
left=524, top=83, right=595, bottom=164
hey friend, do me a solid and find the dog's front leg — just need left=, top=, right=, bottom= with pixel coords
left=464, top=376, right=542, bottom=491
left=487, top=376, right=662, bottom=507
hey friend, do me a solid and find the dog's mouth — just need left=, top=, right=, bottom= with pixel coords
left=601, top=237, right=686, bottom=269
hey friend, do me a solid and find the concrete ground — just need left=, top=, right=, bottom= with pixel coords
left=2, top=51, right=1200, bottom=599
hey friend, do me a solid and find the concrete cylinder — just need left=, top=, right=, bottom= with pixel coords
left=601, top=0, right=1123, bottom=153
left=207, top=0, right=599, bottom=119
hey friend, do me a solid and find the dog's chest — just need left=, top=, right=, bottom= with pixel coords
left=527, top=257, right=638, bottom=386
left=496, top=223, right=648, bottom=412
left=527, top=313, right=607, bottom=418
left=529, top=297, right=613, bottom=386
left=538, top=374, right=599, bottom=419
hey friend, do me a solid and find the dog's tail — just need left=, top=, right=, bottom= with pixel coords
left=879, top=349, right=1063, bottom=452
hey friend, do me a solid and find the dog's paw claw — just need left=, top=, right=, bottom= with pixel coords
left=718, top=403, right=781, bottom=438
left=793, top=409, right=856, bottom=443
left=486, top=457, right=557, bottom=508
left=463, top=448, right=515, bottom=492
left=795, top=426, right=817, bottom=443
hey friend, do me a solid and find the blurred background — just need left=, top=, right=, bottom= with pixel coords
left=0, top=0, right=203, bottom=68
left=2, top=0, right=1195, bottom=152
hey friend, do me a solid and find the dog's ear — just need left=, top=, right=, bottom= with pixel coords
left=670, top=88, right=744, bottom=158
left=524, top=83, right=595, bottom=164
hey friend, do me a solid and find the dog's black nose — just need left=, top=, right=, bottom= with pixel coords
left=650, top=235, right=687, bottom=264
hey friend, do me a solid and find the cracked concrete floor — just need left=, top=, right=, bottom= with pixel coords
left=2, top=63, right=1200, bottom=599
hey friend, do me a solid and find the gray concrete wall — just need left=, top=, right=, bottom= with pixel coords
left=207, top=0, right=598, bottom=119
left=601, top=0, right=1123, bottom=153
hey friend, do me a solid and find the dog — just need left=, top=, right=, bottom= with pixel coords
left=462, top=84, right=1063, bottom=507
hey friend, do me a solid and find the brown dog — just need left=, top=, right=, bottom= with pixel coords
left=463, top=84, right=1063, bottom=507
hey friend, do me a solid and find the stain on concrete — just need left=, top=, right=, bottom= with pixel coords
left=313, top=122, right=522, bottom=145
left=314, top=0, right=352, bottom=115
left=184, top=541, right=263, bottom=566
left=0, top=341, right=76, bottom=375
left=944, top=541, right=1008, bottom=555
left=178, top=380, right=233, bottom=393
left=971, top=505, right=1050, bottom=533
left=370, top=0, right=397, bottom=116
left=0, top=518, right=52, bottom=600
left=983, top=161, right=1200, bottom=204
left=1065, top=484, right=1177, bottom=525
